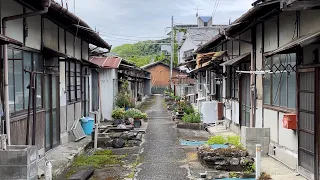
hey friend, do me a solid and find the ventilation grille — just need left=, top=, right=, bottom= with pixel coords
left=71, top=119, right=86, bottom=142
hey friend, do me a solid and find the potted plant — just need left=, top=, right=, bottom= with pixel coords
left=111, top=108, right=125, bottom=125
left=141, top=113, right=148, bottom=122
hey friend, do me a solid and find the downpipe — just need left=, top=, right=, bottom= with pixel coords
left=2, top=0, right=51, bottom=145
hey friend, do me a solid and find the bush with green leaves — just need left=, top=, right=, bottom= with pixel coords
left=111, top=108, right=125, bottom=119
left=115, top=80, right=132, bottom=108
left=182, top=113, right=201, bottom=123
left=207, top=135, right=244, bottom=148
left=183, top=104, right=194, bottom=114
left=125, top=108, right=143, bottom=119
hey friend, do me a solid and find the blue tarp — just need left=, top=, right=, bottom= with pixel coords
left=179, top=140, right=228, bottom=149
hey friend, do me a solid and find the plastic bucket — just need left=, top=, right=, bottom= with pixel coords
left=80, top=117, right=95, bottom=135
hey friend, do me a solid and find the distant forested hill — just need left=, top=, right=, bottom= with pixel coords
left=111, top=38, right=172, bottom=67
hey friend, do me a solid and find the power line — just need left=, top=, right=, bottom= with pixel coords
left=212, top=0, right=220, bottom=20
left=98, top=32, right=168, bottom=39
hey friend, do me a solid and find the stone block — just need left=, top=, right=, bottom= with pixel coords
left=0, top=145, right=38, bottom=165
left=0, top=160, right=38, bottom=180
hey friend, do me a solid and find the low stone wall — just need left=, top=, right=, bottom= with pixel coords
left=177, top=122, right=203, bottom=130
left=197, top=145, right=254, bottom=172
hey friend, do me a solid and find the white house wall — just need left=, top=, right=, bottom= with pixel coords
left=256, top=23, right=263, bottom=127
left=179, top=35, right=195, bottom=64
left=99, top=69, right=118, bottom=120
left=1, top=0, right=23, bottom=43
left=264, top=16, right=278, bottom=52
left=66, top=31, right=75, bottom=57
left=59, top=61, right=68, bottom=144
left=279, top=11, right=297, bottom=47
left=232, top=39, right=240, bottom=56
left=82, top=41, right=89, bottom=60
left=263, top=108, right=298, bottom=169
left=240, top=30, right=251, bottom=54
left=75, top=37, right=81, bottom=59
left=59, top=27, right=66, bottom=53
left=300, top=10, right=320, bottom=36
left=25, top=11, right=41, bottom=50
left=43, top=18, right=59, bottom=50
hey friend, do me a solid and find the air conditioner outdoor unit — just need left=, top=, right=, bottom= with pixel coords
left=200, top=101, right=218, bottom=124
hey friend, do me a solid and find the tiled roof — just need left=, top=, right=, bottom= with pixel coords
left=187, top=27, right=221, bottom=43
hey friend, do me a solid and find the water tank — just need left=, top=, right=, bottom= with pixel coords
left=200, top=101, right=217, bottom=124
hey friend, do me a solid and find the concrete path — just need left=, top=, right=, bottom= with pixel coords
left=136, top=95, right=189, bottom=180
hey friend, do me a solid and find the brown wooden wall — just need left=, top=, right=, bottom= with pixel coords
left=10, top=111, right=45, bottom=149
left=145, top=64, right=183, bottom=87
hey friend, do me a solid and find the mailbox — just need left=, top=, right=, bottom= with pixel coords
left=282, top=114, right=297, bottom=130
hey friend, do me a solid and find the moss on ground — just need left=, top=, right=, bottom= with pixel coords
left=65, top=150, right=125, bottom=178
left=138, top=96, right=156, bottom=112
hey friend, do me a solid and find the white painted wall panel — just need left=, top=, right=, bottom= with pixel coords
left=264, top=109, right=278, bottom=142
left=232, top=100, right=240, bottom=124
left=43, top=18, right=58, bottom=50
left=227, top=40, right=233, bottom=56
left=82, top=41, right=89, bottom=60
left=26, top=12, right=41, bottom=50
left=75, top=37, right=81, bottom=59
left=240, top=29, right=251, bottom=54
left=100, top=69, right=118, bottom=120
left=66, top=31, right=75, bottom=57
left=59, top=27, right=66, bottom=53
left=232, top=38, right=240, bottom=56
left=264, top=16, right=278, bottom=52
left=60, top=62, right=67, bottom=107
left=300, top=10, right=320, bottom=36
left=1, top=0, right=23, bottom=42
left=278, top=112, right=298, bottom=152
left=255, top=108, right=263, bottom=128
left=256, top=24, right=264, bottom=108
left=279, top=11, right=297, bottom=47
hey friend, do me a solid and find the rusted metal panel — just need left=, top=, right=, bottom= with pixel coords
left=89, top=56, right=122, bottom=69
left=10, top=111, right=45, bottom=149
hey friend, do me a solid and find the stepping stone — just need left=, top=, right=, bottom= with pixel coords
left=68, top=166, right=94, bottom=180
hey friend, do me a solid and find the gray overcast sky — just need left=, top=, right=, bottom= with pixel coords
left=61, top=0, right=255, bottom=48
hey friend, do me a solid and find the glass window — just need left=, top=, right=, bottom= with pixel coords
left=264, top=53, right=296, bottom=109
left=8, top=60, right=14, bottom=112
left=66, top=61, right=82, bottom=103
left=14, top=60, right=23, bottom=111
left=8, top=48, right=43, bottom=113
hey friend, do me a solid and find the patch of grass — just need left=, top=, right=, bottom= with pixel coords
left=72, top=150, right=124, bottom=168
left=138, top=97, right=156, bottom=112
left=93, top=149, right=113, bottom=155
left=207, top=135, right=226, bottom=145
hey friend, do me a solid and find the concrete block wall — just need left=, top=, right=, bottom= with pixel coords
left=241, top=127, right=270, bottom=157
left=0, top=145, right=38, bottom=180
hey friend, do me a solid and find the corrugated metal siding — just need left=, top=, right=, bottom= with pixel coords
left=43, top=18, right=59, bottom=51
left=298, top=70, right=315, bottom=174
left=90, top=57, right=122, bottom=69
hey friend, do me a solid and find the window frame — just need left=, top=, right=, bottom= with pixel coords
left=8, top=48, right=44, bottom=115
left=263, top=53, right=296, bottom=110
left=66, top=60, right=82, bottom=104
left=230, top=65, right=239, bottom=100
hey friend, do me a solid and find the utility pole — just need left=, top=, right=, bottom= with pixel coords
left=170, top=16, right=174, bottom=91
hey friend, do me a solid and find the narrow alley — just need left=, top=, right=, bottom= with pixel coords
left=137, top=95, right=189, bottom=180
